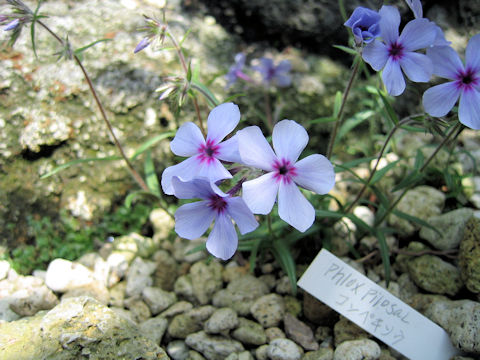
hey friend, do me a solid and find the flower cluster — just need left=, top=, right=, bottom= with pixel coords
left=226, top=53, right=292, bottom=88
left=162, top=103, right=335, bottom=260
left=345, top=1, right=480, bottom=129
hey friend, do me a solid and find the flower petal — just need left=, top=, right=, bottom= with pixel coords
left=226, top=197, right=259, bottom=235
left=237, top=126, right=277, bottom=171
left=382, top=58, right=405, bottom=96
left=206, top=103, right=241, bottom=143
left=362, top=41, right=389, bottom=71
left=170, top=122, right=205, bottom=157
left=272, top=120, right=308, bottom=162
left=242, top=172, right=279, bottom=214
left=458, top=89, right=480, bottom=130
left=161, top=156, right=231, bottom=195
left=405, top=0, right=423, bottom=18
left=426, top=46, right=463, bottom=80
left=175, top=201, right=215, bottom=239
left=400, top=52, right=433, bottom=82
left=422, top=82, right=460, bottom=117
left=216, top=134, right=242, bottom=163
left=278, top=182, right=315, bottom=232
left=171, top=176, right=215, bottom=200
left=465, top=33, right=480, bottom=71
left=206, top=213, right=238, bottom=260
left=379, top=6, right=400, bottom=44
left=399, top=18, right=436, bottom=51
left=293, top=154, right=335, bottom=194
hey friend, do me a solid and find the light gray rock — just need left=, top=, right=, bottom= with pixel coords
left=407, top=255, right=463, bottom=296
left=125, top=257, right=156, bottom=297
left=167, top=340, right=190, bottom=360
left=212, top=274, right=270, bottom=315
left=232, top=317, right=267, bottom=345
left=283, top=313, right=318, bottom=351
left=153, top=250, right=179, bottom=291
left=0, top=260, right=10, bottom=280
left=150, top=208, right=175, bottom=240
left=419, top=208, right=474, bottom=250
left=187, top=305, right=217, bottom=323
left=425, top=299, right=480, bottom=353
left=174, top=274, right=195, bottom=302
left=266, top=327, right=286, bottom=342
left=333, top=339, right=381, bottom=360
left=142, top=286, right=177, bottom=315
left=388, top=186, right=445, bottom=235
left=61, top=280, right=110, bottom=304
left=185, top=331, right=244, bottom=360
left=123, top=296, right=152, bottom=323
left=45, top=258, right=96, bottom=292
left=0, top=296, right=169, bottom=359
left=190, top=260, right=223, bottom=305
left=139, top=316, right=169, bottom=345
left=168, top=313, right=203, bottom=339
left=303, top=348, right=334, bottom=360
left=251, top=294, right=285, bottom=328
left=225, top=351, right=255, bottom=360
left=267, top=338, right=303, bottom=360
left=256, top=344, right=269, bottom=360
left=204, top=307, right=238, bottom=334
left=160, top=301, right=194, bottom=318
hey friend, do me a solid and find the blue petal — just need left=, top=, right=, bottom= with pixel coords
left=362, top=41, right=388, bottom=71
left=272, top=120, right=308, bottom=163
left=175, top=201, right=215, bottom=240
left=170, top=122, right=204, bottom=157
left=237, top=126, right=277, bottom=171
left=242, top=172, right=279, bottom=215
left=278, top=182, right=315, bottom=232
left=379, top=6, right=400, bottom=44
left=426, top=46, right=463, bottom=80
left=171, top=176, right=216, bottom=200
left=459, top=89, right=480, bottom=130
left=405, top=0, right=423, bottom=19
left=206, top=213, right=238, bottom=260
left=216, top=134, right=242, bottom=164
left=382, top=58, right=406, bottom=96
left=206, top=103, right=240, bottom=143
left=422, top=82, right=460, bottom=117
left=465, top=33, right=480, bottom=72
left=293, top=154, right=335, bottom=194
left=400, top=52, right=432, bottom=82
left=399, top=18, right=436, bottom=51
left=226, top=197, right=259, bottom=235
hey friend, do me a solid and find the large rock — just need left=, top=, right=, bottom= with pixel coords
left=0, top=296, right=169, bottom=359
left=458, top=217, right=480, bottom=293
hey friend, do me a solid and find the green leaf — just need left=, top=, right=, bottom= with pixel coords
left=333, top=91, right=343, bottom=118
left=392, top=210, right=441, bottom=235
left=333, top=44, right=357, bottom=56
left=377, top=89, right=399, bottom=125
left=370, top=159, right=400, bottom=185
left=272, top=240, right=297, bottom=295
left=376, top=229, right=391, bottom=285
left=391, top=170, right=422, bottom=192
left=74, top=39, right=112, bottom=56
left=30, top=2, right=47, bottom=59
left=179, top=28, right=192, bottom=46
left=333, top=156, right=377, bottom=173
left=191, top=80, right=219, bottom=107
left=308, top=116, right=337, bottom=124
left=186, top=61, right=193, bottom=82
left=337, top=110, right=376, bottom=141
left=144, top=150, right=160, bottom=196
left=40, top=155, right=121, bottom=179
left=223, top=93, right=246, bottom=103
left=413, top=149, right=425, bottom=170
left=124, top=190, right=160, bottom=208
left=248, top=237, right=262, bottom=274
left=131, top=132, right=175, bottom=159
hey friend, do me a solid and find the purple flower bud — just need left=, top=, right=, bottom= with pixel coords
left=3, top=18, right=19, bottom=31
left=344, top=7, right=381, bottom=45
left=253, top=57, right=291, bottom=87
left=225, top=53, right=251, bottom=87
left=134, top=37, right=150, bottom=54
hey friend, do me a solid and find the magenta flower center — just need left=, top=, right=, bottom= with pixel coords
left=208, top=195, right=227, bottom=214
left=388, top=41, right=404, bottom=60
left=273, top=158, right=297, bottom=184
left=197, top=139, right=220, bottom=163
left=457, top=68, right=478, bottom=90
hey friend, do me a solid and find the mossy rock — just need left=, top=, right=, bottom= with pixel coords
left=458, top=217, right=480, bottom=293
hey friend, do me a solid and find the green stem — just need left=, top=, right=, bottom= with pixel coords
left=343, top=116, right=417, bottom=215
left=326, top=57, right=360, bottom=159
left=264, top=91, right=273, bottom=132
left=36, top=19, right=149, bottom=192
left=374, top=122, right=463, bottom=227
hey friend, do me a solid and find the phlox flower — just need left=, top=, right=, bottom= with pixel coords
left=422, top=34, right=480, bottom=130
left=3, top=18, right=19, bottom=31
left=161, top=103, right=243, bottom=195
left=405, top=0, right=422, bottom=19
left=134, top=37, right=150, bottom=53
left=171, top=176, right=259, bottom=260
left=253, top=57, right=291, bottom=87
left=344, top=7, right=381, bottom=45
left=362, top=5, right=437, bottom=96
left=237, top=120, right=335, bottom=232
left=225, top=53, right=251, bottom=87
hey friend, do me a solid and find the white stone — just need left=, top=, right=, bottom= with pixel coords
left=45, top=259, right=96, bottom=292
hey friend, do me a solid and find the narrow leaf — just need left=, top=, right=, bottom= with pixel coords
left=333, top=91, right=343, bottom=118
left=40, top=155, right=121, bottom=179
left=131, top=132, right=175, bottom=159
left=124, top=190, right=160, bottom=208
left=370, top=159, right=400, bottom=185
left=378, top=90, right=399, bottom=125
left=334, top=156, right=377, bottom=172
left=391, top=170, right=422, bottom=192
left=144, top=150, right=160, bottom=196
left=376, top=229, right=391, bottom=285
left=392, top=209, right=441, bottom=235
left=74, top=39, right=112, bottom=56
left=333, top=44, right=358, bottom=56
left=272, top=240, right=297, bottom=295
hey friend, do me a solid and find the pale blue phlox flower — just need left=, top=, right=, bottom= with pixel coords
left=172, top=176, right=259, bottom=261
left=405, top=0, right=423, bottom=19
left=161, top=103, right=243, bottom=195
left=362, top=5, right=437, bottom=96
left=237, top=120, right=335, bottom=232
left=134, top=37, right=150, bottom=54
left=3, top=18, right=19, bottom=31
left=253, top=57, right=291, bottom=87
left=423, top=34, right=480, bottom=130
left=344, top=7, right=381, bottom=45
left=225, top=53, right=251, bottom=88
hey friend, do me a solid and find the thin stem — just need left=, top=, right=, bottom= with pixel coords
left=267, top=214, right=275, bottom=240
left=343, top=116, right=417, bottom=214
left=326, top=57, right=360, bottom=159
left=36, top=20, right=149, bottom=192
left=374, top=122, right=463, bottom=227
left=168, top=31, right=206, bottom=136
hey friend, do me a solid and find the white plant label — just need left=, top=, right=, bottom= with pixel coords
left=298, top=249, right=461, bottom=360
